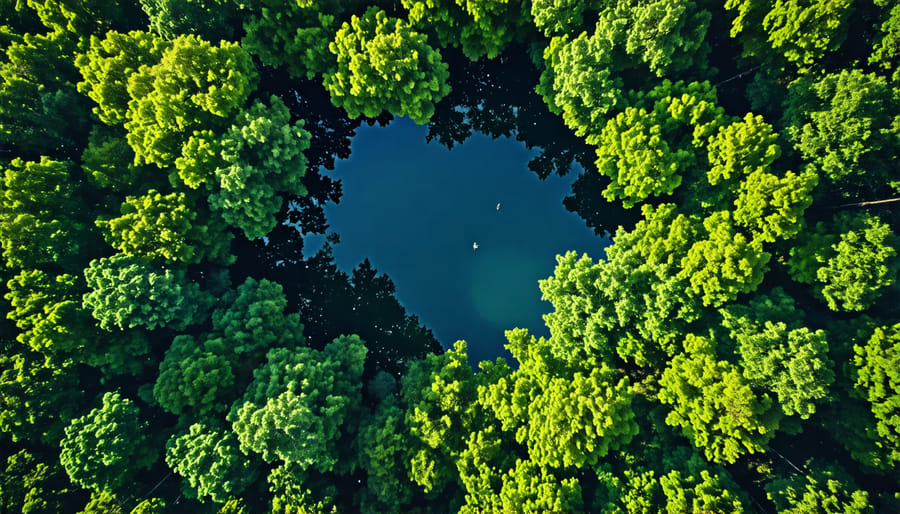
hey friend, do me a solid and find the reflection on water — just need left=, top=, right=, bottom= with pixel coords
left=253, top=46, right=637, bottom=365
left=309, top=118, right=609, bottom=364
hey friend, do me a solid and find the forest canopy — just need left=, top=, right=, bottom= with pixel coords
left=1, top=0, right=898, bottom=513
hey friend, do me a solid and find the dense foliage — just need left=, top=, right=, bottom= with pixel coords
left=1, top=0, right=897, bottom=512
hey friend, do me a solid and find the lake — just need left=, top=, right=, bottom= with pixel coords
left=305, top=116, right=609, bottom=365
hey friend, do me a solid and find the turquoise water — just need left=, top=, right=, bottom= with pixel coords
left=306, top=117, right=608, bottom=364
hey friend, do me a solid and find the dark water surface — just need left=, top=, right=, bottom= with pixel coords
left=306, top=117, right=608, bottom=364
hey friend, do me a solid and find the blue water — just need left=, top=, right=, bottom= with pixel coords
left=306, top=117, right=608, bottom=364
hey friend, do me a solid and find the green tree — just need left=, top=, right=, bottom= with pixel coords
left=536, top=32, right=622, bottom=138
left=82, top=254, right=213, bottom=331
left=0, top=28, right=91, bottom=156
left=2, top=449, right=77, bottom=514
left=725, top=0, right=854, bottom=67
left=77, top=491, right=123, bottom=514
left=538, top=251, right=611, bottom=366
left=0, top=342, right=84, bottom=444
left=705, top=112, right=782, bottom=207
left=764, top=463, right=872, bottom=514
left=357, top=397, right=416, bottom=513
left=5, top=268, right=150, bottom=376
left=229, top=335, right=367, bottom=471
left=531, top=0, right=605, bottom=36
left=732, top=168, right=818, bottom=243
left=788, top=212, right=899, bottom=311
left=659, top=469, right=748, bottom=513
left=98, top=190, right=196, bottom=263
left=737, top=322, right=835, bottom=419
left=870, top=0, right=900, bottom=74
left=125, top=34, right=257, bottom=167
left=679, top=211, right=771, bottom=307
left=59, top=392, right=157, bottom=492
left=600, top=0, right=712, bottom=76
left=594, top=106, right=688, bottom=207
left=153, top=335, right=236, bottom=416
left=210, top=277, right=306, bottom=357
left=99, top=189, right=235, bottom=264
left=658, top=342, right=781, bottom=463
left=75, top=30, right=170, bottom=126
left=784, top=69, right=900, bottom=193
left=208, top=96, right=312, bottom=239
left=853, top=324, right=900, bottom=465
left=540, top=204, right=704, bottom=368
left=165, top=423, right=258, bottom=503
left=593, top=80, right=726, bottom=207
left=241, top=0, right=350, bottom=80
left=175, top=127, right=225, bottom=189
left=6, top=269, right=92, bottom=356
left=488, top=459, right=583, bottom=513
left=140, top=0, right=239, bottom=41
left=324, top=7, right=451, bottom=124
left=481, top=329, right=638, bottom=469
left=400, top=340, right=482, bottom=496
left=0, top=157, right=95, bottom=270
left=402, top=0, right=532, bottom=61
left=130, top=499, right=166, bottom=513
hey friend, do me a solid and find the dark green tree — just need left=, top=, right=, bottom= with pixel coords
left=2, top=449, right=78, bottom=514
left=0, top=28, right=91, bottom=156
left=737, top=322, right=835, bottom=419
left=357, top=397, right=417, bottom=513
left=140, top=0, right=239, bottom=41
left=0, top=157, right=96, bottom=270
left=82, top=254, right=213, bottom=331
left=764, top=462, right=872, bottom=514
left=725, top=0, right=854, bottom=67
left=59, top=392, right=157, bottom=492
left=153, top=335, right=236, bottom=417
left=402, top=0, right=532, bottom=61
left=871, top=0, right=900, bottom=74
left=788, top=212, right=898, bottom=312
left=853, top=324, right=900, bottom=465
left=597, top=0, right=712, bottom=76
left=165, top=423, right=258, bottom=503
left=80, top=126, right=166, bottom=196
left=784, top=69, right=900, bottom=194
left=208, top=96, right=312, bottom=239
left=241, top=0, right=351, bottom=80
left=0, top=342, right=84, bottom=444
left=229, top=335, right=366, bottom=471
left=210, top=277, right=306, bottom=357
